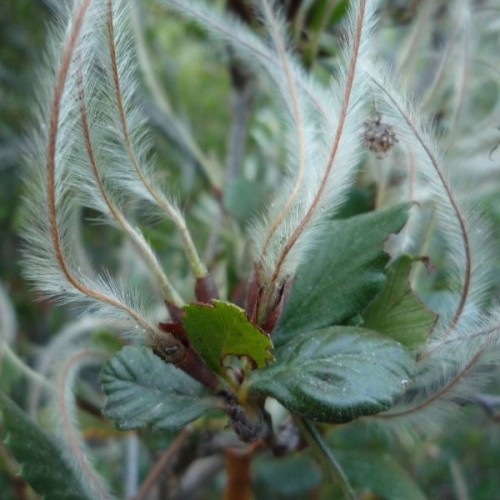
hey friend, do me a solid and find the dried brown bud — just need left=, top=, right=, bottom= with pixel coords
left=363, top=116, right=398, bottom=156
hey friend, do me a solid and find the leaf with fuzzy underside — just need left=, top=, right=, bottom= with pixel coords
left=183, top=300, right=274, bottom=379
left=363, top=255, right=437, bottom=348
left=247, top=326, right=414, bottom=423
left=101, top=346, right=218, bottom=431
left=274, top=204, right=411, bottom=347
left=0, top=392, right=92, bottom=500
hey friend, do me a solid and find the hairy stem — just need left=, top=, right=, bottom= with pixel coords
left=133, top=426, right=192, bottom=500
left=58, top=350, right=110, bottom=499
left=398, top=1, right=432, bottom=75
left=0, top=342, right=53, bottom=393
left=124, top=434, right=140, bottom=497
left=446, top=23, right=471, bottom=148
left=131, top=0, right=222, bottom=189
left=423, top=323, right=499, bottom=360
left=258, top=0, right=307, bottom=272
left=162, top=0, right=328, bottom=119
left=379, top=351, right=483, bottom=418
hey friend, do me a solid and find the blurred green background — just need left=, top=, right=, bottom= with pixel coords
left=1, top=1, right=499, bottom=498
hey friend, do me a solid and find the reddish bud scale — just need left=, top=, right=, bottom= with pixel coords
left=195, top=275, right=219, bottom=303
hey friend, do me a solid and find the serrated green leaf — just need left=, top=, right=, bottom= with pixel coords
left=248, top=326, right=414, bottom=423
left=0, top=392, right=92, bottom=500
left=363, top=255, right=437, bottom=348
left=101, top=346, right=218, bottom=431
left=183, top=300, right=274, bottom=378
left=335, top=451, right=427, bottom=500
left=274, top=203, right=410, bottom=347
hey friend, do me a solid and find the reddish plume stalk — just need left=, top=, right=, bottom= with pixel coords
left=378, top=350, right=482, bottom=419
left=133, top=428, right=192, bottom=500
left=58, top=350, right=109, bottom=499
left=258, top=0, right=306, bottom=267
left=47, top=0, right=92, bottom=293
left=263, top=0, right=367, bottom=296
left=46, top=0, right=143, bottom=320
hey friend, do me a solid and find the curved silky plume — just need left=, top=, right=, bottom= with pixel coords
left=362, top=54, right=500, bottom=439
left=22, top=0, right=183, bottom=352
left=52, top=349, right=114, bottom=499
left=251, top=0, right=377, bottom=299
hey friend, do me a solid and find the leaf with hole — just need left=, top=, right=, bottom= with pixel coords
left=101, top=346, right=219, bottom=431
left=247, top=326, right=414, bottom=423
left=183, top=300, right=274, bottom=379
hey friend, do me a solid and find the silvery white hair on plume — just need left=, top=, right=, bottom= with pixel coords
left=22, top=0, right=188, bottom=355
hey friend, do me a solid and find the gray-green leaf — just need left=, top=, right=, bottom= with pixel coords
left=247, top=326, right=414, bottom=423
left=274, top=203, right=410, bottom=347
left=0, top=392, right=92, bottom=500
left=101, top=346, right=219, bottom=431
left=363, top=255, right=437, bottom=348
left=335, top=450, right=427, bottom=500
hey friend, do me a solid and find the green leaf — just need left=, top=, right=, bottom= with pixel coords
left=335, top=450, right=427, bottom=500
left=183, top=300, right=274, bottom=378
left=101, top=346, right=218, bottom=431
left=0, top=356, right=22, bottom=393
left=247, top=326, right=414, bottom=423
left=363, top=255, right=437, bottom=348
left=307, top=0, right=349, bottom=32
left=0, top=392, right=92, bottom=500
left=274, top=203, right=410, bottom=347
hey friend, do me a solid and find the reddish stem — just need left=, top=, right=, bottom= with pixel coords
left=195, top=275, right=219, bottom=303
left=176, top=348, right=221, bottom=392
left=223, top=447, right=254, bottom=500
left=158, top=320, right=221, bottom=392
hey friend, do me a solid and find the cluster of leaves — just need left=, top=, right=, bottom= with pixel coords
left=1, top=0, right=500, bottom=498
left=103, top=203, right=425, bottom=431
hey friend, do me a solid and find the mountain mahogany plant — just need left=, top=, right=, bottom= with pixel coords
left=2, top=0, right=500, bottom=497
